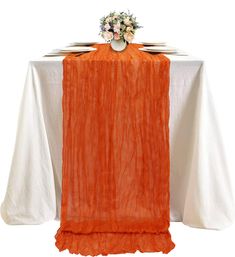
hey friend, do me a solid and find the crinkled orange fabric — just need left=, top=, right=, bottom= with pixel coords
left=55, top=44, right=175, bottom=255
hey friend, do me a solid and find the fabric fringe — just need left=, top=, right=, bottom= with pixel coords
left=55, top=229, right=175, bottom=256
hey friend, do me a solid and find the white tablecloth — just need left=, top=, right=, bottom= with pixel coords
left=1, top=54, right=234, bottom=229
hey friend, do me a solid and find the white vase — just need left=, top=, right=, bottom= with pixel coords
left=110, top=39, right=127, bottom=52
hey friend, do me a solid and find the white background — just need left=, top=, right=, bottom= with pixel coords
left=0, top=0, right=235, bottom=256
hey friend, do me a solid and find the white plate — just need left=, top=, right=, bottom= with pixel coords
left=68, top=42, right=97, bottom=46
left=60, top=46, right=97, bottom=52
left=141, top=41, right=166, bottom=46
left=139, top=46, right=177, bottom=53
left=139, top=48, right=177, bottom=54
left=44, top=53, right=69, bottom=56
left=164, top=52, right=188, bottom=56
left=144, top=46, right=177, bottom=51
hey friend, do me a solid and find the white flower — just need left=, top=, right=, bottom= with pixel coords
left=105, top=17, right=112, bottom=23
left=103, top=31, right=113, bottom=41
left=126, top=26, right=133, bottom=32
left=124, top=32, right=134, bottom=43
left=124, top=17, right=132, bottom=26
left=121, top=24, right=126, bottom=30
left=104, top=23, right=111, bottom=31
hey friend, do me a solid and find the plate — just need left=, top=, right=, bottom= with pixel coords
left=68, top=42, right=97, bottom=46
left=139, top=46, right=177, bottom=53
left=60, top=46, right=97, bottom=53
left=141, top=41, right=166, bottom=46
left=44, top=53, right=68, bottom=57
left=144, top=46, right=177, bottom=51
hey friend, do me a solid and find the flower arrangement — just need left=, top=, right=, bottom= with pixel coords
left=100, top=11, right=141, bottom=43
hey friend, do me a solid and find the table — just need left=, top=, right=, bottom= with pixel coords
left=1, top=53, right=234, bottom=229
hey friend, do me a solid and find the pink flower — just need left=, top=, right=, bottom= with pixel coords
left=124, top=32, right=134, bottom=43
left=114, top=32, right=120, bottom=40
left=103, top=31, right=113, bottom=41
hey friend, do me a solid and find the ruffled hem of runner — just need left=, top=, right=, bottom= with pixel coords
left=55, top=229, right=175, bottom=256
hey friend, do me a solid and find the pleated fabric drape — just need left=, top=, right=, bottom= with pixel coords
left=55, top=44, right=175, bottom=255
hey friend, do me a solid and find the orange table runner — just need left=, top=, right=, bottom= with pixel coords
left=55, top=44, right=175, bottom=255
